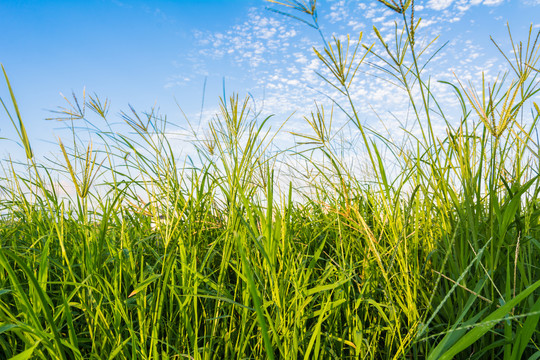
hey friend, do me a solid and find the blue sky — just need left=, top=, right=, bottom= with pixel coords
left=1, top=0, right=540, bottom=159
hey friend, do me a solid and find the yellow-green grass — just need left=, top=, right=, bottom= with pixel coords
left=0, top=1, right=539, bottom=358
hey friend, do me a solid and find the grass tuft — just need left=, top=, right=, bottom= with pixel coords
left=0, top=1, right=539, bottom=359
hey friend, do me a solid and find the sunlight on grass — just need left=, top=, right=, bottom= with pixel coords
left=0, top=1, right=539, bottom=359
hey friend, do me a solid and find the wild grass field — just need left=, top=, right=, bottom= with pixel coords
left=1, top=0, right=539, bottom=359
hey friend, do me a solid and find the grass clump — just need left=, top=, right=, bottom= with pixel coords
left=1, top=0, right=540, bottom=359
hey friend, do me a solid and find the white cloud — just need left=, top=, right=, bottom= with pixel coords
left=429, top=0, right=504, bottom=12
left=428, top=0, right=454, bottom=10
left=193, top=8, right=301, bottom=69
left=327, top=0, right=348, bottom=23
left=172, top=0, right=531, bottom=153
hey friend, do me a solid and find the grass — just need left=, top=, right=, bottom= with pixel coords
left=0, top=0, right=539, bottom=358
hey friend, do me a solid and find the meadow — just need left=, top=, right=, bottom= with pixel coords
left=0, top=0, right=539, bottom=358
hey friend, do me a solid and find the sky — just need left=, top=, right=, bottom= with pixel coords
left=1, top=0, right=540, bottom=161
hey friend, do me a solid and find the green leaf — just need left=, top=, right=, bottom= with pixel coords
left=9, top=341, right=40, bottom=360
left=306, top=277, right=350, bottom=296
left=439, top=279, right=540, bottom=360
left=0, top=250, right=67, bottom=360
left=1, top=64, right=33, bottom=159
left=0, top=324, right=18, bottom=335
left=128, top=274, right=161, bottom=298
left=237, top=233, right=275, bottom=360
left=510, top=296, right=540, bottom=360
left=427, top=278, right=489, bottom=360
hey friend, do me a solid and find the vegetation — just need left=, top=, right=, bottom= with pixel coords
left=0, top=0, right=539, bottom=358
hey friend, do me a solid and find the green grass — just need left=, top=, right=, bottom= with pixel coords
left=1, top=1, right=539, bottom=359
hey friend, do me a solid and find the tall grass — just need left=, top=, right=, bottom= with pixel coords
left=1, top=0, right=539, bottom=359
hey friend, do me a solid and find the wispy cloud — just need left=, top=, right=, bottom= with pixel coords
left=194, top=8, right=298, bottom=69
left=427, top=0, right=454, bottom=10
left=169, top=0, right=534, bottom=148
